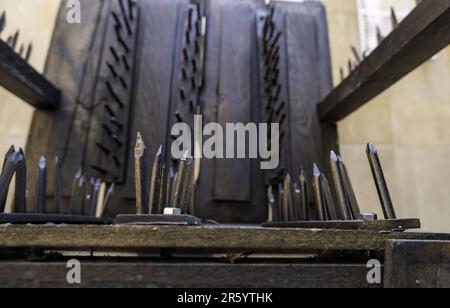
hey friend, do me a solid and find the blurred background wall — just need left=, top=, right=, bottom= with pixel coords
left=0, top=0, right=448, bottom=231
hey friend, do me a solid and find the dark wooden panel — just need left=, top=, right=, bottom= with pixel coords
left=0, top=224, right=449, bottom=253
left=384, top=240, right=450, bottom=288
left=0, top=261, right=380, bottom=288
left=318, top=0, right=450, bottom=122
left=214, top=2, right=253, bottom=202
left=26, top=0, right=109, bottom=213
left=0, top=40, right=60, bottom=109
left=197, top=0, right=267, bottom=222
left=110, top=0, right=191, bottom=214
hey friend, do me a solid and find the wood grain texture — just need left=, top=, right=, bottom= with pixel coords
left=384, top=240, right=450, bottom=288
left=0, top=261, right=380, bottom=288
left=26, top=0, right=108, bottom=213
left=197, top=0, right=267, bottom=223
left=0, top=224, right=449, bottom=253
left=318, top=0, right=450, bottom=122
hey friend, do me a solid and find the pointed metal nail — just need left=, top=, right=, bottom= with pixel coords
left=172, top=151, right=191, bottom=210
left=366, top=143, right=396, bottom=219
left=69, top=168, right=82, bottom=214
left=338, top=155, right=361, bottom=220
left=330, top=151, right=351, bottom=220
left=283, top=174, right=294, bottom=222
left=298, top=168, right=309, bottom=221
left=351, top=45, right=361, bottom=64
left=391, top=7, right=399, bottom=29
left=14, top=149, right=27, bottom=214
left=312, top=164, right=325, bottom=221
left=0, top=11, right=6, bottom=35
left=135, top=132, right=149, bottom=214
left=54, top=157, right=64, bottom=214
left=148, top=145, right=164, bottom=214
left=267, top=186, right=276, bottom=223
left=36, top=156, right=47, bottom=214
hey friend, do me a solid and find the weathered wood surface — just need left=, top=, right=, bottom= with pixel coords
left=0, top=40, right=60, bottom=109
left=318, top=0, right=450, bottom=122
left=264, top=218, right=421, bottom=231
left=384, top=240, right=450, bottom=288
left=0, top=225, right=449, bottom=252
left=0, top=261, right=380, bottom=288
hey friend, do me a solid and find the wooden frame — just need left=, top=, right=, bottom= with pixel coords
left=318, top=0, right=450, bottom=122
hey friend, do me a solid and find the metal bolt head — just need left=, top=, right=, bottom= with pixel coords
left=164, top=207, right=182, bottom=215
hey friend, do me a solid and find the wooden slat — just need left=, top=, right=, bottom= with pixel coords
left=0, top=40, right=60, bottom=109
left=318, top=0, right=450, bottom=122
left=0, top=224, right=449, bottom=252
left=384, top=240, right=450, bottom=288
left=0, top=261, right=380, bottom=288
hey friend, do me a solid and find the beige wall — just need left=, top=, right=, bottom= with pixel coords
left=324, top=0, right=450, bottom=232
left=0, top=0, right=449, bottom=231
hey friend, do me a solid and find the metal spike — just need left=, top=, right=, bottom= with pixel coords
left=18, top=44, right=24, bottom=57
left=11, top=30, right=19, bottom=50
left=25, top=43, right=32, bottom=62
left=330, top=151, right=351, bottom=220
left=172, top=151, right=191, bottom=210
left=376, top=26, right=384, bottom=44
left=338, top=155, right=361, bottom=220
left=95, top=182, right=107, bottom=218
left=36, top=156, right=47, bottom=214
left=283, top=174, right=294, bottom=222
left=321, top=174, right=338, bottom=221
left=0, top=11, right=6, bottom=35
left=0, top=146, right=15, bottom=211
left=89, top=179, right=102, bottom=217
left=148, top=145, right=164, bottom=214
left=157, top=164, right=167, bottom=214
left=366, top=143, right=396, bottom=219
left=390, top=7, right=399, bottom=29
left=299, top=168, right=308, bottom=221
left=54, top=157, right=64, bottom=214
left=70, top=167, right=83, bottom=214
left=267, top=186, right=276, bottom=223
left=312, top=163, right=325, bottom=221
left=100, top=183, right=115, bottom=218
left=350, top=45, right=361, bottom=64
left=134, top=132, right=148, bottom=214
left=14, top=149, right=27, bottom=214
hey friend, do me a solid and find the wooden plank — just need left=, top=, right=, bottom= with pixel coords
left=197, top=0, right=267, bottom=223
left=0, top=261, right=380, bottom=288
left=0, top=224, right=449, bottom=252
left=214, top=2, right=254, bottom=202
left=384, top=240, right=450, bottom=288
left=318, top=0, right=450, bottom=122
left=26, top=0, right=109, bottom=213
left=0, top=40, right=60, bottom=109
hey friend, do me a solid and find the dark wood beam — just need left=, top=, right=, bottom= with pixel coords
left=0, top=224, right=449, bottom=253
left=318, top=0, right=450, bottom=122
left=0, top=261, right=380, bottom=288
left=384, top=240, right=450, bottom=288
left=0, top=40, right=60, bottom=109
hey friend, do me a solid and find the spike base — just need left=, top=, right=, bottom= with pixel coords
left=115, top=214, right=202, bottom=226
left=263, top=218, right=421, bottom=231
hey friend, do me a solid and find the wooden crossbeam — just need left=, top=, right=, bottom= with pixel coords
left=318, top=0, right=450, bottom=122
left=0, top=40, right=60, bottom=109
left=0, top=224, right=449, bottom=252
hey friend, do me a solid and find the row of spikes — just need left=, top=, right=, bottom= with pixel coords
left=0, top=145, right=113, bottom=217
left=340, top=7, right=400, bottom=82
left=267, top=143, right=396, bottom=223
left=134, top=133, right=195, bottom=216
left=0, top=11, right=33, bottom=62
